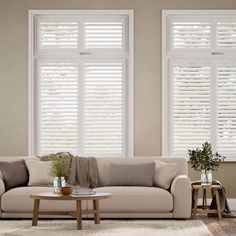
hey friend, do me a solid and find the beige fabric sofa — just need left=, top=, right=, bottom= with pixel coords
left=0, top=156, right=191, bottom=219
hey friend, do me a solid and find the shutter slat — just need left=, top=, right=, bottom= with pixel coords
left=172, top=64, right=211, bottom=153
left=85, top=22, right=123, bottom=49
left=39, top=62, right=79, bottom=154
left=39, top=21, right=79, bottom=49
left=217, top=65, right=236, bottom=153
left=84, top=62, right=124, bottom=154
left=172, top=22, right=210, bottom=49
left=217, top=23, right=236, bottom=49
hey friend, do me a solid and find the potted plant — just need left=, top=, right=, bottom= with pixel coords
left=188, top=142, right=225, bottom=185
left=49, top=154, right=70, bottom=193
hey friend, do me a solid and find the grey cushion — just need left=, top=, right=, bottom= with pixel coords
left=106, top=163, right=155, bottom=187
left=0, top=160, right=29, bottom=191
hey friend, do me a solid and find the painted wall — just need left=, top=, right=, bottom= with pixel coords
left=0, top=0, right=236, bottom=197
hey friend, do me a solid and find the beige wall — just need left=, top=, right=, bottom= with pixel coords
left=0, top=0, right=236, bottom=197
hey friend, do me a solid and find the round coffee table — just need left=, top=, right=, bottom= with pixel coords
left=30, top=192, right=111, bottom=230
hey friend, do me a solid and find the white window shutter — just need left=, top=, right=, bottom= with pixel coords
left=38, top=62, right=79, bottom=154
left=30, top=11, right=132, bottom=156
left=172, top=22, right=210, bottom=49
left=84, top=62, right=124, bottom=155
left=38, top=20, right=79, bottom=49
left=216, top=22, right=236, bottom=49
left=163, top=11, right=236, bottom=159
left=172, top=64, right=211, bottom=154
left=84, top=21, right=124, bottom=49
left=217, top=65, right=236, bottom=153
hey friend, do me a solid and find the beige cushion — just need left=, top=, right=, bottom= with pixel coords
left=25, top=160, right=54, bottom=186
left=153, top=160, right=178, bottom=189
left=106, top=163, right=155, bottom=187
left=90, top=186, right=173, bottom=213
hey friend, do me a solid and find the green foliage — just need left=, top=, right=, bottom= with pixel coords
left=188, top=142, right=225, bottom=172
left=49, top=154, right=70, bottom=177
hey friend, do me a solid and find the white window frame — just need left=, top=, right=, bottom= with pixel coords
left=28, top=10, right=134, bottom=156
left=162, top=10, right=236, bottom=161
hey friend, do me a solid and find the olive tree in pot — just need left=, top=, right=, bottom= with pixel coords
left=188, top=142, right=225, bottom=185
left=49, top=154, right=70, bottom=194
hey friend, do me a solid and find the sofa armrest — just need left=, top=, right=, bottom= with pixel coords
left=0, top=171, right=5, bottom=196
left=0, top=171, right=6, bottom=218
left=170, top=175, right=191, bottom=218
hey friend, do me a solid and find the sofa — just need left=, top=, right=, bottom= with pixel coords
left=0, top=156, right=191, bottom=219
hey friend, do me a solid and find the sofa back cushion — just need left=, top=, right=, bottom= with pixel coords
left=106, top=163, right=155, bottom=187
left=153, top=160, right=179, bottom=189
left=25, top=159, right=54, bottom=186
left=0, top=160, right=29, bottom=191
left=95, top=157, right=187, bottom=187
left=0, top=156, right=187, bottom=188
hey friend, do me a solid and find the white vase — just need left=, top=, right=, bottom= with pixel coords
left=201, top=170, right=212, bottom=185
left=53, top=177, right=66, bottom=194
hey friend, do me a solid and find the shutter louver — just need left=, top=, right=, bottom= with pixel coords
left=217, top=23, right=236, bottom=48
left=172, top=64, right=211, bottom=153
left=84, top=22, right=123, bottom=49
left=217, top=65, right=236, bottom=153
left=39, top=62, right=79, bottom=154
left=39, top=21, right=79, bottom=49
left=84, top=62, right=124, bottom=155
left=172, top=22, right=210, bottom=49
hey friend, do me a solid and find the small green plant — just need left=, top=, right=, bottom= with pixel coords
left=49, top=154, right=70, bottom=177
left=188, top=142, right=225, bottom=172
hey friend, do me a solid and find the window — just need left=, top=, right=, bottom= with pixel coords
left=162, top=10, right=236, bottom=160
left=28, top=10, right=133, bottom=156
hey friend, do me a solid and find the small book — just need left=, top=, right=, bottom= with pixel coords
left=72, top=188, right=96, bottom=195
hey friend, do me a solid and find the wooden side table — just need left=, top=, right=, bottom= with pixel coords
left=192, top=184, right=223, bottom=219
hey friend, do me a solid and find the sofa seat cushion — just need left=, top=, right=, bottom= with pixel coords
left=90, top=186, right=173, bottom=213
left=1, top=187, right=86, bottom=213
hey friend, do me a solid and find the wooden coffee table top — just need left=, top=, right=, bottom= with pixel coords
left=30, top=192, right=111, bottom=201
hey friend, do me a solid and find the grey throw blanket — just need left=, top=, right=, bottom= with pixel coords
left=38, top=152, right=99, bottom=188
left=208, top=180, right=231, bottom=216
left=191, top=180, right=231, bottom=217
left=67, top=155, right=99, bottom=188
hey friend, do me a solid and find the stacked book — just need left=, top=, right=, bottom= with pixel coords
left=72, top=187, right=96, bottom=195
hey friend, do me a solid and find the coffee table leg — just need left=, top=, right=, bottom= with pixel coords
left=32, top=199, right=40, bottom=226
left=93, top=200, right=100, bottom=224
left=76, top=200, right=82, bottom=230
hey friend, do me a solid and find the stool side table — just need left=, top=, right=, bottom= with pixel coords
left=191, top=184, right=223, bottom=219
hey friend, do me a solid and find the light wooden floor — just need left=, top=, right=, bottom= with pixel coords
left=199, top=212, right=236, bottom=236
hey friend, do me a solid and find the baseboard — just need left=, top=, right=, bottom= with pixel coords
left=198, top=198, right=236, bottom=210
